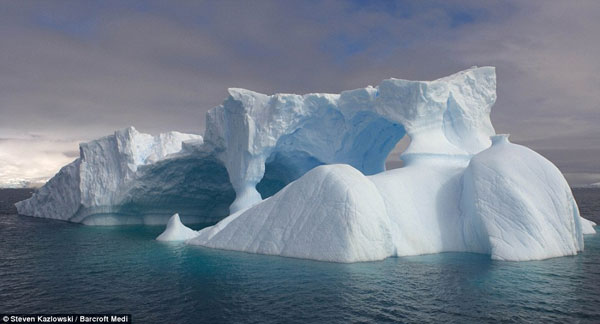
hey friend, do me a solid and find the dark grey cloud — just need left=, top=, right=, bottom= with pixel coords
left=0, top=0, right=599, bottom=186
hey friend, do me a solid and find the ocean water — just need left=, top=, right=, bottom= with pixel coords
left=1, top=188, right=599, bottom=323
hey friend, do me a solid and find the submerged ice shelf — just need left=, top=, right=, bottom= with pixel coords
left=18, top=66, right=596, bottom=261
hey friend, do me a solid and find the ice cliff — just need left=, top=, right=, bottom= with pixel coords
left=16, top=127, right=235, bottom=225
left=17, top=66, right=596, bottom=261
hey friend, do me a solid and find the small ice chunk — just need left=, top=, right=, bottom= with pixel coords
left=581, top=217, right=597, bottom=235
left=156, top=213, right=199, bottom=241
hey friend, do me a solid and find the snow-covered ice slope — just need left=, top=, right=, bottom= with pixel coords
left=191, top=165, right=394, bottom=262
left=16, top=127, right=236, bottom=225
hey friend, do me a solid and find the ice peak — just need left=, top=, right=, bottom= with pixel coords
left=156, top=213, right=199, bottom=242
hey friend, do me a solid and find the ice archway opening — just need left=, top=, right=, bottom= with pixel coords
left=384, top=135, right=412, bottom=170
left=256, top=115, right=408, bottom=200
left=205, top=67, right=498, bottom=214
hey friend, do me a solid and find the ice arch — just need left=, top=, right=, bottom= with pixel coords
left=205, top=66, right=496, bottom=213
left=256, top=114, right=406, bottom=199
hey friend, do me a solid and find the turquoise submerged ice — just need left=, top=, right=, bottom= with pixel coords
left=17, top=66, right=596, bottom=261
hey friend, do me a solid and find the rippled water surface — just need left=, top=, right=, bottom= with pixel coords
left=1, top=188, right=600, bottom=323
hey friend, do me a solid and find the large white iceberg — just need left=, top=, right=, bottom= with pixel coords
left=17, top=66, right=596, bottom=261
left=189, top=66, right=594, bottom=262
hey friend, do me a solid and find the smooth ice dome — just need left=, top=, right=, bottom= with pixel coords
left=156, top=214, right=199, bottom=242
left=16, top=66, right=596, bottom=262
left=190, top=165, right=394, bottom=262
left=461, top=135, right=585, bottom=260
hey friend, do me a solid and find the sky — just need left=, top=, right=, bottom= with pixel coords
left=0, top=0, right=599, bottom=187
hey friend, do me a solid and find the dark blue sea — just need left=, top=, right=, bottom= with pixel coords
left=1, top=188, right=599, bottom=323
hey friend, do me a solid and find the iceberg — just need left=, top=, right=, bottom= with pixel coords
left=156, top=214, right=198, bottom=241
left=586, top=182, right=600, bottom=188
left=16, top=127, right=236, bottom=225
left=17, top=66, right=596, bottom=261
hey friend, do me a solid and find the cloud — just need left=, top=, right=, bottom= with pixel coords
left=0, top=136, right=80, bottom=187
left=1, top=0, right=599, bottom=186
